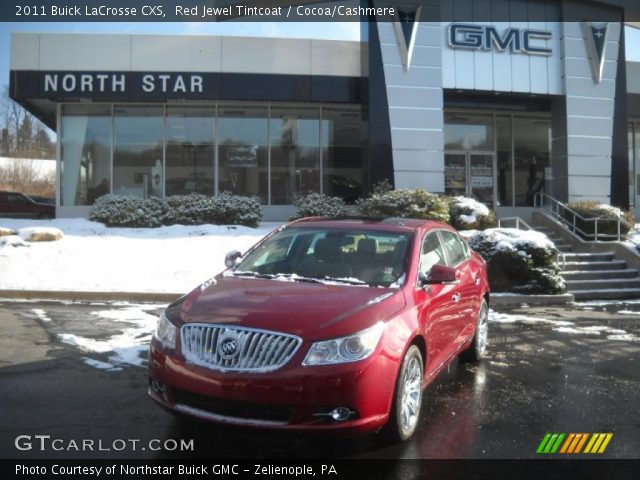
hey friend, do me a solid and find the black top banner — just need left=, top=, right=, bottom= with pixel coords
left=2, top=0, right=639, bottom=22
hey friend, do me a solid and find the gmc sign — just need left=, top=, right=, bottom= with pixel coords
left=448, top=23, right=552, bottom=56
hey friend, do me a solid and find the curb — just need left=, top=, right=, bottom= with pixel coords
left=0, top=290, right=182, bottom=303
left=1, top=289, right=576, bottom=306
left=491, top=293, right=575, bottom=306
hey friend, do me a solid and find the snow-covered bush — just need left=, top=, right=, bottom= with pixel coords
left=357, top=188, right=450, bottom=222
left=448, top=196, right=497, bottom=231
left=163, top=194, right=211, bottom=225
left=292, top=193, right=349, bottom=219
left=89, top=195, right=165, bottom=227
left=565, top=201, right=634, bottom=237
left=462, top=228, right=565, bottom=294
left=89, top=193, right=262, bottom=228
left=207, top=192, right=262, bottom=227
left=0, top=227, right=16, bottom=237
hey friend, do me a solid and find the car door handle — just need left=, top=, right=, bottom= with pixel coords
left=452, top=293, right=461, bottom=303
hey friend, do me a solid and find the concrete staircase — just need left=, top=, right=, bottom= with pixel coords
left=532, top=224, right=640, bottom=300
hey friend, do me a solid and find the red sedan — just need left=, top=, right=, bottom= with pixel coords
left=148, top=217, right=489, bottom=441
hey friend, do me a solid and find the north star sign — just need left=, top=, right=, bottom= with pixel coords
left=448, top=23, right=552, bottom=56
left=43, top=73, right=204, bottom=94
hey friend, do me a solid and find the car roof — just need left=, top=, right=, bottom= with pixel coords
left=288, top=217, right=452, bottom=233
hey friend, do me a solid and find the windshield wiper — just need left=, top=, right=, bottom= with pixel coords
left=230, top=270, right=276, bottom=279
left=320, top=277, right=368, bottom=285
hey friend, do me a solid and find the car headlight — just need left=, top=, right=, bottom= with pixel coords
left=302, top=323, right=384, bottom=366
left=154, top=311, right=177, bottom=350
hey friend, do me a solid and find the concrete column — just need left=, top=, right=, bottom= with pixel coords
left=552, top=21, right=621, bottom=204
left=377, top=20, right=445, bottom=192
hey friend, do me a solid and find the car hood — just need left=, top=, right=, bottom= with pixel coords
left=176, top=275, right=406, bottom=339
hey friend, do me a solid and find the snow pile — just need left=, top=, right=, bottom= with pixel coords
left=597, top=203, right=624, bottom=219
left=18, top=226, right=63, bottom=242
left=462, top=228, right=554, bottom=252
left=57, top=304, right=159, bottom=368
left=0, top=235, right=29, bottom=249
left=0, top=218, right=275, bottom=293
left=489, top=309, right=640, bottom=342
left=448, top=196, right=495, bottom=230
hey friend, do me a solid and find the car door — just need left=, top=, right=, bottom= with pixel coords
left=439, top=230, right=478, bottom=348
left=414, top=230, right=460, bottom=379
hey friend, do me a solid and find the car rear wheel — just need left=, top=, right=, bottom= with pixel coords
left=387, top=345, right=424, bottom=442
left=461, top=298, right=489, bottom=362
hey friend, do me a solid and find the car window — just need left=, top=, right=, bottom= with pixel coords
left=420, top=232, right=446, bottom=274
left=7, top=194, right=27, bottom=205
left=440, top=231, right=469, bottom=266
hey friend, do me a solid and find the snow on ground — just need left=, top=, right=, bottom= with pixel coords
left=488, top=309, right=640, bottom=342
left=57, top=304, right=161, bottom=368
left=0, top=218, right=276, bottom=293
left=31, top=308, right=52, bottom=322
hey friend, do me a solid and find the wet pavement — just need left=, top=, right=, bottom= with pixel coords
left=0, top=299, right=639, bottom=459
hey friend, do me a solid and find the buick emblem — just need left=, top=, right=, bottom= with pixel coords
left=218, top=335, right=240, bottom=360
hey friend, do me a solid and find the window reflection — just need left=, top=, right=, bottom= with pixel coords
left=444, top=113, right=493, bottom=151
left=61, top=105, right=111, bottom=206
left=270, top=107, right=320, bottom=204
left=113, top=106, right=164, bottom=198
left=165, top=108, right=215, bottom=196
left=513, top=117, right=550, bottom=206
left=218, top=106, right=268, bottom=203
left=322, top=108, right=364, bottom=203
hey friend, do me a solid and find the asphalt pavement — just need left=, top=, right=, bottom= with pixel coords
left=1, top=299, right=639, bottom=460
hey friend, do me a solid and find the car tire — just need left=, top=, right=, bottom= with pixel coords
left=386, top=345, right=424, bottom=442
left=460, top=298, right=489, bottom=363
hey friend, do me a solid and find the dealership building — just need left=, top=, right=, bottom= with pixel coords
left=9, top=0, right=640, bottom=220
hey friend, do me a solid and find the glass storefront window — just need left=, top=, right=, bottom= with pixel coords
left=513, top=117, right=550, bottom=206
left=495, top=115, right=512, bottom=207
left=629, top=123, right=635, bottom=207
left=218, top=106, right=268, bottom=203
left=322, top=108, right=364, bottom=203
left=270, top=107, right=320, bottom=204
left=113, top=106, right=164, bottom=198
left=165, top=107, right=215, bottom=196
left=60, top=105, right=111, bottom=206
left=444, top=113, right=494, bottom=151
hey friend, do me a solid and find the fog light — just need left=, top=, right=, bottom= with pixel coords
left=330, top=407, right=352, bottom=422
left=150, top=378, right=165, bottom=396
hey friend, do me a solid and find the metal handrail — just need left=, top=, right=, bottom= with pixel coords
left=534, top=192, right=634, bottom=243
left=497, top=216, right=566, bottom=269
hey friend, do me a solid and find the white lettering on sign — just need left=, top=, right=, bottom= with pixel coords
left=43, top=73, right=204, bottom=94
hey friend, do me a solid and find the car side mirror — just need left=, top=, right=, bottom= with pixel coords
left=224, top=250, right=242, bottom=268
left=421, top=264, right=458, bottom=285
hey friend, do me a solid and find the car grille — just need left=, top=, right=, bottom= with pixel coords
left=180, top=324, right=302, bottom=372
left=173, top=388, right=293, bottom=423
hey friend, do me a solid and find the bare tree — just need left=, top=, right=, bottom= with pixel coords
left=0, top=157, right=55, bottom=198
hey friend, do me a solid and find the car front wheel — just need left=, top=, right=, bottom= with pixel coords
left=387, top=345, right=424, bottom=442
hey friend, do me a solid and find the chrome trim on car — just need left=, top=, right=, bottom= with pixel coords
left=180, top=323, right=302, bottom=373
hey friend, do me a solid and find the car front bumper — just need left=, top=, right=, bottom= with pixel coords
left=148, top=338, right=399, bottom=432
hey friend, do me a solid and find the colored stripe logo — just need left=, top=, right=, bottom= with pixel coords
left=537, top=433, right=613, bottom=454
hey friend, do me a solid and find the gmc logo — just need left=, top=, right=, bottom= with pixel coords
left=448, top=23, right=552, bottom=56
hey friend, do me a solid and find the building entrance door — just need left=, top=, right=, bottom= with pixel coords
left=444, top=151, right=496, bottom=207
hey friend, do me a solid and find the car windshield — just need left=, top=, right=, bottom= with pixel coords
left=232, top=227, right=412, bottom=288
